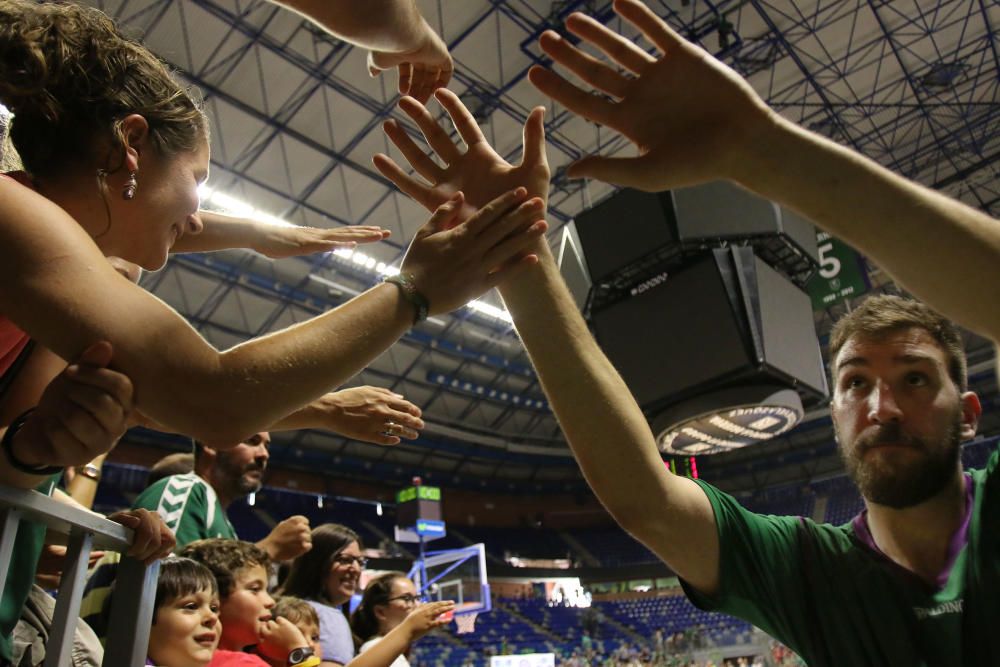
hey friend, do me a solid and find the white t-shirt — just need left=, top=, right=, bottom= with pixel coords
left=358, top=636, right=409, bottom=667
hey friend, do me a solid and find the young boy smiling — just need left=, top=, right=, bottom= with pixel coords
left=146, top=557, right=221, bottom=667
left=181, top=540, right=318, bottom=667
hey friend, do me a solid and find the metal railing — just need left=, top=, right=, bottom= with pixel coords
left=0, top=485, right=158, bottom=667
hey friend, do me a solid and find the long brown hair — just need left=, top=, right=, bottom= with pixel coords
left=0, top=0, right=206, bottom=179
left=349, top=571, right=408, bottom=646
left=279, top=523, right=362, bottom=608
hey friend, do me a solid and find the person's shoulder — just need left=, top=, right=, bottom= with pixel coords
left=134, top=472, right=205, bottom=510
left=307, top=599, right=342, bottom=618
left=797, top=515, right=855, bottom=546
left=136, top=472, right=203, bottom=497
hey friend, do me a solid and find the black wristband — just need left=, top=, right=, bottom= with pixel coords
left=382, top=273, right=430, bottom=325
left=2, top=409, right=63, bottom=475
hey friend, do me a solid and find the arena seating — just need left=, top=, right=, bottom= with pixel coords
left=409, top=596, right=754, bottom=666
left=454, top=525, right=575, bottom=562
left=565, top=526, right=660, bottom=567
left=94, top=436, right=1000, bottom=572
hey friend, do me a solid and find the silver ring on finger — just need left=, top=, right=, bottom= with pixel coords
left=381, top=421, right=399, bottom=437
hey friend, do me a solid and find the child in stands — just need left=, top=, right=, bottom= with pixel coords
left=180, top=539, right=318, bottom=667
left=271, top=597, right=323, bottom=665
left=146, top=557, right=220, bottom=667
left=350, top=573, right=455, bottom=667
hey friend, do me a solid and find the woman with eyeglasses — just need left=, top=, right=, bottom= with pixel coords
left=350, top=573, right=420, bottom=667
left=280, top=524, right=366, bottom=667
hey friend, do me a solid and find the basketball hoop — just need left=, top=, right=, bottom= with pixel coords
left=454, top=612, right=478, bottom=634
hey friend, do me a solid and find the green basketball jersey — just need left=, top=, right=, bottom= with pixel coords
left=133, top=472, right=236, bottom=545
left=682, top=446, right=1000, bottom=666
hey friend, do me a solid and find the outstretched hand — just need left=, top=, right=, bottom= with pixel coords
left=374, top=88, right=550, bottom=216
left=400, top=600, right=456, bottom=641
left=398, top=189, right=547, bottom=316
left=252, top=223, right=391, bottom=259
left=311, top=386, right=424, bottom=446
left=368, top=17, right=454, bottom=103
left=527, top=0, right=774, bottom=190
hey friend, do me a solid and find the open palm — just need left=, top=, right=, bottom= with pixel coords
left=373, top=88, right=550, bottom=220
left=526, top=0, right=773, bottom=191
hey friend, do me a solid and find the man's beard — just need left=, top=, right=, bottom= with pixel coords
left=237, top=469, right=264, bottom=494
left=838, top=415, right=963, bottom=510
left=218, top=456, right=265, bottom=496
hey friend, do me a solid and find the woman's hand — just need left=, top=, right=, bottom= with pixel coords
left=300, top=387, right=424, bottom=446
left=398, top=189, right=547, bottom=317
left=252, top=222, right=391, bottom=259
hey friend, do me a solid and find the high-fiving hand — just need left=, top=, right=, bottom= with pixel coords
left=368, top=16, right=454, bottom=103
left=527, top=0, right=774, bottom=191
left=374, top=89, right=550, bottom=217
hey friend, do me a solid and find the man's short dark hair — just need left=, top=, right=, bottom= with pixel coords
left=829, top=294, right=967, bottom=391
left=146, top=452, right=195, bottom=488
left=179, top=539, right=271, bottom=599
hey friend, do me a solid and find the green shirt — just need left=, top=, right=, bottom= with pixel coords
left=0, top=475, right=60, bottom=661
left=682, top=446, right=1000, bottom=667
left=133, top=472, right=236, bottom=545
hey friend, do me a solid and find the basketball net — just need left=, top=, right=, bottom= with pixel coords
left=454, top=612, right=478, bottom=634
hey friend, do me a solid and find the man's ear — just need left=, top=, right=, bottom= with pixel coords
left=119, top=114, right=151, bottom=172
left=197, top=444, right=220, bottom=471
left=960, top=391, right=982, bottom=441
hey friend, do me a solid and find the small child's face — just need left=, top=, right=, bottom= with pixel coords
left=296, top=619, right=322, bottom=659
left=147, top=589, right=220, bottom=667
left=219, top=564, right=275, bottom=649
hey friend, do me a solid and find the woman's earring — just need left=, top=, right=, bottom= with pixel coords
left=122, top=171, right=138, bottom=200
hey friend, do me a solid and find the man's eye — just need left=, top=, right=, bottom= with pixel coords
left=844, top=376, right=866, bottom=389
left=906, top=372, right=928, bottom=386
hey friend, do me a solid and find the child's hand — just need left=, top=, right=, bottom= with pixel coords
left=401, top=600, right=456, bottom=641
left=257, top=617, right=309, bottom=662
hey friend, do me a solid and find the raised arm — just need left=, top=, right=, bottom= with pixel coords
left=271, top=0, right=452, bottom=102
left=171, top=210, right=391, bottom=259
left=376, top=89, right=721, bottom=593
left=499, top=242, right=721, bottom=593
left=346, top=600, right=454, bottom=667
left=0, top=182, right=545, bottom=445
left=528, top=0, right=1000, bottom=342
